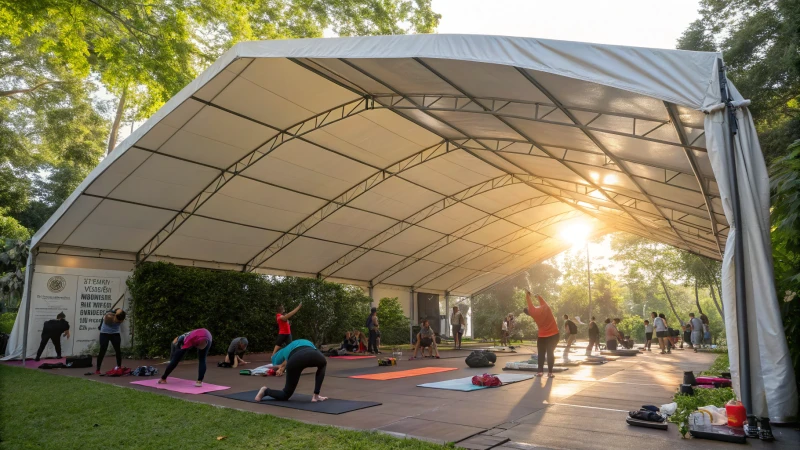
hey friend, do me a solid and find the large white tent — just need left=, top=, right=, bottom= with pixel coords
left=5, top=34, right=796, bottom=422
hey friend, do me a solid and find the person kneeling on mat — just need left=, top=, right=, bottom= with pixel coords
left=409, top=320, right=440, bottom=360
left=255, top=339, right=327, bottom=402
left=222, top=337, right=249, bottom=368
left=159, top=328, right=212, bottom=387
left=96, top=308, right=126, bottom=374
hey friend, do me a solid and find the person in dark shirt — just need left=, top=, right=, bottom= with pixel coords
left=585, top=316, right=600, bottom=356
left=562, top=315, right=578, bottom=362
left=35, top=312, right=70, bottom=361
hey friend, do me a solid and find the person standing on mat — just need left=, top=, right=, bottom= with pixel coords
left=451, top=306, right=465, bottom=350
left=273, top=303, right=301, bottom=355
left=35, top=312, right=70, bottom=361
left=562, top=314, right=578, bottom=362
left=159, top=328, right=212, bottom=387
left=689, top=313, right=703, bottom=353
left=254, top=338, right=327, bottom=403
left=366, top=307, right=381, bottom=354
left=523, top=291, right=559, bottom=378
left=96, top=308, right=126, bottom=374
left=585, top=316, right=600, bottom=356
left=225, top=337, right=249, bottom=367
left=644, top=319, right=653, bottom=351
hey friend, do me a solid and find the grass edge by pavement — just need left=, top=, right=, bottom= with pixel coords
left=0, top=365, right=450, bottom=449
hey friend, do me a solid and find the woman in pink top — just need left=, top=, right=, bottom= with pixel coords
left=159, top=328, right=212, bottom=387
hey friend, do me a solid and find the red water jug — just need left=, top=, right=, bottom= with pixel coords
left=726, top=399, right=746, bottom=427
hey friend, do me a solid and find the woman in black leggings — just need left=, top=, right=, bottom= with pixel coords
left=96, top=309, right=126, bottom=374
left=255, top=339, right=327, bottom=402
left=159, top=328, right=212, bottom=387
left=523, top=291, right=560, bottom=377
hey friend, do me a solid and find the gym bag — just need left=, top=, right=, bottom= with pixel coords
left=66, top=355, right=93, bottom=368
left=131, top=366, right=158, bottom=376
left=465, top=350, right=496, bottom=368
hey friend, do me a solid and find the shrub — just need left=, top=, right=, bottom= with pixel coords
left=512, top=314, right=537, bottom=340
left=0, top=311, right=16, bottom=334
left=127, top=262, right=371, bottom=357
left=669, top=387, right=736, bottom=437
left=375, top=297, right=410, bottom=345
left=617, top=315, right=645, bottom=343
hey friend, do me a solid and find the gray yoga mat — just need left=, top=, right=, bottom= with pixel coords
left=211, top=390, right=381, bottom=414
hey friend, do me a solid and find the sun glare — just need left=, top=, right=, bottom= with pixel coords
left=559, top=222, right=591, bottom=247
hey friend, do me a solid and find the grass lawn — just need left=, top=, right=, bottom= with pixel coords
left=0, top=365, right=449, bottom=449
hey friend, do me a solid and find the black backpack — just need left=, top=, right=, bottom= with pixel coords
left=465, top=350, right=496, bottom=368
left=66, top=355, right=93, bottom=368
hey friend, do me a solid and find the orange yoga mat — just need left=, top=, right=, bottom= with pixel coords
left=349, top=367, right=458, bottom=380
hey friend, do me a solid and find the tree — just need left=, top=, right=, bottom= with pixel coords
left=676, top=0, right=800, bottom=161
left=376, top=297, right=411, bottom=345
left=0, top=1, right=441, bottom=233
left=0, top=238, right=29, bottom=311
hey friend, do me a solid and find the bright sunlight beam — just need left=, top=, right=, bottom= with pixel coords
left=559, top=222, right=592, bottom=247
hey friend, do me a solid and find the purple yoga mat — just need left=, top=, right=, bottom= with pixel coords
left=2, top=358, right=66, bottom=368
left=131, top=377, right=230, bottom=394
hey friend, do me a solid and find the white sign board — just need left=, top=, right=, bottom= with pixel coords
left=27, top=267, right=131, bottom=358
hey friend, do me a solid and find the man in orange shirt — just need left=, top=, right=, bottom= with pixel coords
left=523, top=291, right=560, bottom=378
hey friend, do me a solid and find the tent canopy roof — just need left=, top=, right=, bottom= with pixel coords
left=33, top=34, right=731, bottom=296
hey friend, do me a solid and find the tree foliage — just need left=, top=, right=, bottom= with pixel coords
left=375, top=297, right=411, bottom=346
left=0, top=238, right=29, bottom=311
left=677, top=0, right=800, bottom=161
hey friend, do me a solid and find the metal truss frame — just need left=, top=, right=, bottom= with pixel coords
left=137, top=95, right=373, bottom=262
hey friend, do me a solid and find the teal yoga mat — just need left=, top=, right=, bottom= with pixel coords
left=417, top=373, right=535, bottom=391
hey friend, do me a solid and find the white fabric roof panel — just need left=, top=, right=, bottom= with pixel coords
left=34, top=34, right=732, bottom=296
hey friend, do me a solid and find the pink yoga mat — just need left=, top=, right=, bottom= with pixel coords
left=2, top=358, right=66, bottom=368
left=130, top=378, right=229, bottom=394
left=329, top=355, right=375, bottom=360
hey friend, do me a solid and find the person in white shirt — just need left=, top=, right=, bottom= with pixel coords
left=651, top=311, right=669, bottom=354
left=644, top=319, right=654, bottom=351
left=501, top=316, right=509, bottom=346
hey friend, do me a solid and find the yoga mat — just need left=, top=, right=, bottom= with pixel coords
left=2, top=358, right=66, bottom=368
left=418, top=373, right=535, bottom=391
left=601, top=349, right=639, bottom=357
left=502, top=362, right=570, bottom=372
left=350, top=367, right=458, bottom=380
left=131, top=378, right=229, bottom=394
left=213, top=391, right=381, bottom=414
left=329, top=355, right=375, bottom=360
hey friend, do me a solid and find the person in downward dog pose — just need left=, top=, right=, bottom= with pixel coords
left=523, top=291, right=559, bottom=378
left=96, top=308, right=126, bottom=374
left=35, top=312, right=70, bottom=361
left=273, top=303, right=302, bottom=355
left=255, top=339, right=327, bottom=403
left=159, top=328, right=212, bottom=387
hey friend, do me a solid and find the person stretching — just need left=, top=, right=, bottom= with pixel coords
left=225, top=337, right=249, bottom=367
left=255, top=339, right=327, bottom=403
left=585, top=317, right=600, bottom=356
left=273, top=303, right=302, bottom=355
left=35, top=312, right=70, bottom=361
left=159, top=328, right=212, bottom=387
left=523, top=291, right=559, bottom=378
left=96, top=308, right=126, bottom=374
left=409, top=319, right=440, bottom=359
left=562, top=314, right=578, bottom=362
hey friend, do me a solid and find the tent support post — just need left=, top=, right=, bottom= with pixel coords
left=21, top=249, right=37, bottom=363
left=409, top=289, right=415, bottom=344
left=718, top=59, right=756, bottom=432
left=445, top=291, right=450, bottom=337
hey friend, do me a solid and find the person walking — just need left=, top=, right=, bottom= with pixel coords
left=523, top=291, right=559, bottom=378
left=35, top=312, right=70, bottom=361
left=255, top=339, right=327, bottom=403
left=562, top=314, right=578, bottom=362
left=366, top=307, right=380, bottom=354
left=159, top=328, right=212, bottom=387
left=689, top=313, right=704, bottom=353
left=586, top=316, right=600, bottom=356
left=644, top=319, right=653, bottom=351
left=451, top=306, right=465, bottom=350
left=96, top=308, right=126, bottom=374
left=273, top=303, right=302, bottom=355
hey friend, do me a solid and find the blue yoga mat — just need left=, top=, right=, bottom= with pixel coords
left=417, top=373, right=535, bottom=391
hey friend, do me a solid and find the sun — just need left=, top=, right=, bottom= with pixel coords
left=559, top=222, right=592, bottom=247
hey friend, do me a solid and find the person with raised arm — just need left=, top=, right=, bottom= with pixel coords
left=273, top=303, right=302, bottom=355
left=523, top=291, right=560, bottom=378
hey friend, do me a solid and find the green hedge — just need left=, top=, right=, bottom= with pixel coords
left=0, top=311, right=16, bottom=334
left=127, top=262, right=371, bottom=357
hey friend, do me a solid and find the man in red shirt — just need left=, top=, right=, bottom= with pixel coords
left=523, top=291, right=560, bottom=378
left=273, top=303, right=302, bottom=355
